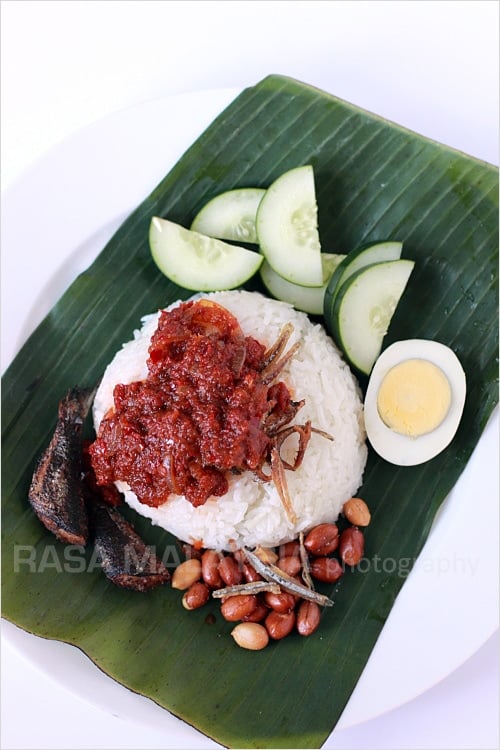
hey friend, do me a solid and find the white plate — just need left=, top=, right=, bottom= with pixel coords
left=2, top=90, right=498, bottom=743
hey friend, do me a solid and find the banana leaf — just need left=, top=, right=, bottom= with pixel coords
left=2, top=75, right=498, bottom=748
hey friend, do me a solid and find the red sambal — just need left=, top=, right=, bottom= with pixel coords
left=89, top=299, right=303, bottom=508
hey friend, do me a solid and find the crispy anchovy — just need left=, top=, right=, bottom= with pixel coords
left=243, top=548, right=334, bottom=607
left=270, top=445, right=297, bottom=524
left=91, top=502, right=170, bottom=591
left=253, top=545, right=279, bottom=564
left=212, top=581, right=281, bottom=599
left=260, top=322, right=294, bottom=370
left=311, top=427, right=334, bottom=441
left=28, top=385, right=97, bottom=545
left=299, top=531, right=315, bottom=590
left=260, top=340, right=301, bottom=386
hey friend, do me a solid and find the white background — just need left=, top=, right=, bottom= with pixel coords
left=1, top=1, right=498, bottom=749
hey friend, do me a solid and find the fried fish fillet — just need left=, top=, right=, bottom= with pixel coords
left=28, top=386, right=96, bottom=545
left=91, top=502, right=170, bottom=591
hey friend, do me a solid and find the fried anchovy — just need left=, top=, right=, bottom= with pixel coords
left=260, top=322, right=294, bottom=370
left=270, top=445, right=297, bottom=524
left=243, top=548, right=334, bottom=607
left=311, top=427, right=334, bottom=441
left=28, top=385, right=97, bottom=545
left=91, top=502, right=170, bottom=591
left=212, top=581, right=281, bottom=598
left=299, top=531, right=315, bottom=590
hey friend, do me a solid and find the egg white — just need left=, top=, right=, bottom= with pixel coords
left=364, top=339, right=466, bottom=466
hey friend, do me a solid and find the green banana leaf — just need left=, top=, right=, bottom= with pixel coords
left=2, top=75, right=498, bottom=748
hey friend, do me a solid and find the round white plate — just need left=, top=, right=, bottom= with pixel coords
left=2, top=90, right=498, bottom=743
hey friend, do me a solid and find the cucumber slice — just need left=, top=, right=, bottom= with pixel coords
left=256, top=165, right=323, bottom=287
left=149, top=217, right=263, bottom=291
left=324, top=240, right=403, bottom=318
left=330, top=259, right=415, bottom=375
left=260, top=253, right=346, bottom=315
left=190, top=188, right=266, bottom=243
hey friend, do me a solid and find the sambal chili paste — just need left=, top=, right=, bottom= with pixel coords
left=89, top=299, right=300, bottom=508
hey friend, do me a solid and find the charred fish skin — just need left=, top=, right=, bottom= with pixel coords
left=91, top=502, right=170, bottom=591
left=28, top=386, right=96, bottom=546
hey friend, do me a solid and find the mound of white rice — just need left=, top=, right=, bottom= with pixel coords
left=93, top=290, right=367, bottom=551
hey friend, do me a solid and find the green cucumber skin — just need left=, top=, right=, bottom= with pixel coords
left=330, top=259, right=415, bottom=375
left=324, top=240, right=403, bottom=320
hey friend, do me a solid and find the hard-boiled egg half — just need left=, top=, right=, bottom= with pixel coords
left=364, top=339, right=466, bottom=466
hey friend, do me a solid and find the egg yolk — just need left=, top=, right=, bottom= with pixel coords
left=377, top=359, right=452, bottom=438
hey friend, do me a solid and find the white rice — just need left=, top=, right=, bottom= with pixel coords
left=93, top=291, right=367, bottom=551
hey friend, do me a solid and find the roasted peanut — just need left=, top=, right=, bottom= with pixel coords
left=171, top=558, right=202, bottom=590
left=279, top=540, right=300, bottom=558
left=310, top=556, right=344, bottom=583
left=241, top=597, right=269, bottom=623
left=220, top=594, right=258, bottom=622
left=231, top=622, right=269, bottom=650
left=232, top=549, right=246, bottom=566
left=265, top=610, right=296, bottom=640
left=201, top=549, right=223, bottom=588
left=218, top=555, right=243, bottom=586
left=180, top=542, right=202, bottom=560
left=182, top=581, right=210, bottom=610
left=276, top=554, right=302, bottom=577
left=339, top=526, right=365, bottom=566
left=343, top=497, right=371, bottom=527
left=264, top=590, right=296, bottom=613
left=296, top=600, right=321, bottom=636
left=242, top=561, right=262, bottom=583
left=304, top=523, right=339, bottom=556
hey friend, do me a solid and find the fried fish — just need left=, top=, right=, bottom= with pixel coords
left=91, top=502, right=170, bottom=591
left=28, top=386, right=96, bottom=545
